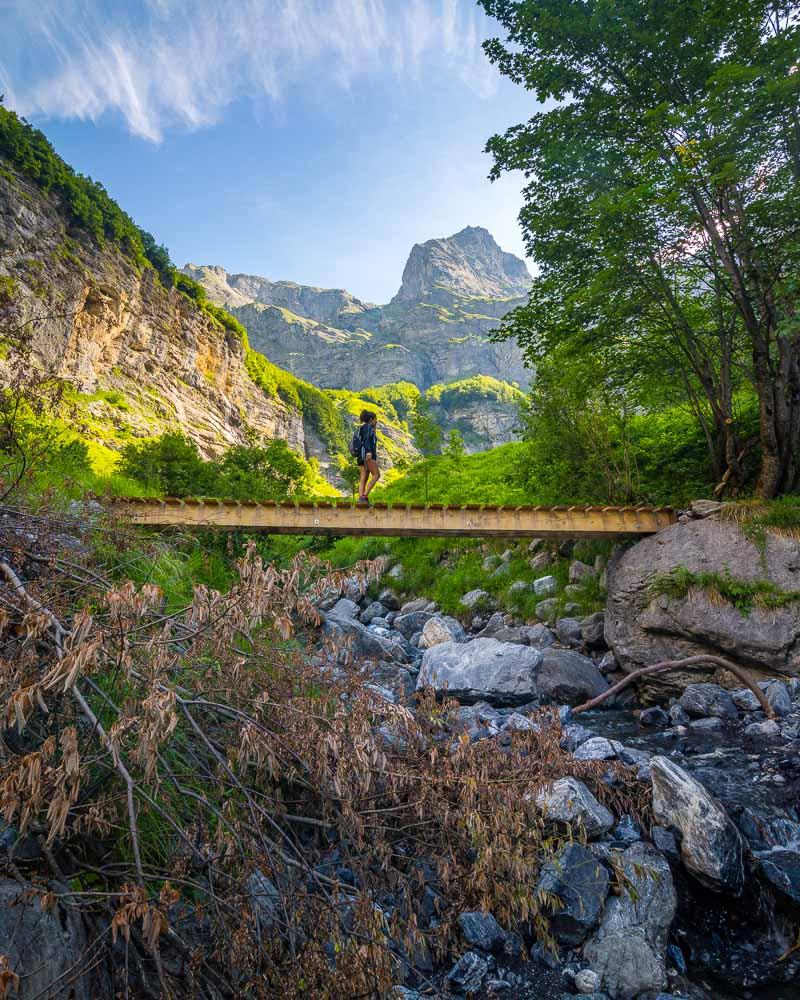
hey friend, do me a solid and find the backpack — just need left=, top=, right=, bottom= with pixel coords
left=349, top=424, right=364, bottom=459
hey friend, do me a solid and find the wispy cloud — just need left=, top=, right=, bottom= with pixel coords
left=0, top=0, right=500, bottom=142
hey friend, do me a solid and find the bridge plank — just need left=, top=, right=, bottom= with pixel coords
left=109, top=498, right=676, bottom=538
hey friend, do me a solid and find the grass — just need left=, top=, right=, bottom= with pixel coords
left=717, top=496, right=800, bottom=555
left=651, top=565, right=800, bottom=615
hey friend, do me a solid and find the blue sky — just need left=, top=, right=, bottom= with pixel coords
left=1, top=1, right=538, bottom=303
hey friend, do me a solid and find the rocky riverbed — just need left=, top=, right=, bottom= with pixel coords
left=317, top=513, right=800, bottom=1000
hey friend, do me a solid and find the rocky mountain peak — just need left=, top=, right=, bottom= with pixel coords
left=393, top=226, right=531, bottom=303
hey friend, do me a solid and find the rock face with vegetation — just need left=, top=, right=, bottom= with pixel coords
left=184, top=226, right=531, bottom=408
left=606, top=514, right=800, bottom=694
left=0, top=153, right=314, bottom=462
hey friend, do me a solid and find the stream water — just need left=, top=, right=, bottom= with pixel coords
left=580, top=709, right=800, bottom=1000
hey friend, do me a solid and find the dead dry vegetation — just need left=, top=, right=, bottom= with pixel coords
left=0, top=498, right=652, bottom=998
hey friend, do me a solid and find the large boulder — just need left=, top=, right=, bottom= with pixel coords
left=537, top=649, right=609, bottom=705
left=606, top=518, right=800, bottom=695
left=536, top=842, right=610, bottom=945
left=650, top=756, right=745, bottom=894
left=0, top=880, right=111, bottom=998
left=583, top=843, right=677, bottom=1000
left=534, top=776, right=614, bottom=838
left=416, top=638, right=542, bottom=706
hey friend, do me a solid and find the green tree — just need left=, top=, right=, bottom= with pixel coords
left=337, top=455, right=361, bottom=498
left=119, top=432, right=216, bottom=496
left=444, top=429, right=466, bottom=467
left=480, top=0, right=800, bottom=497
left=411, top=398, right=443, bottom=501
left=214, top=441, right=310, bottom=500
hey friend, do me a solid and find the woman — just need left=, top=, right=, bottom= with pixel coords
left=356, top=409, right=380, bottom=505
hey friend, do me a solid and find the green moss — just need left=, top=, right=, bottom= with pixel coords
left=651, top=565, right=800, bottom=615
left=0, top=275, right=17, bottom=302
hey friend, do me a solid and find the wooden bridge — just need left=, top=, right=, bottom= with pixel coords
left=110, top=498, right=676, bottom=538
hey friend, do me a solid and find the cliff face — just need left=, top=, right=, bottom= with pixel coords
left=0, top=164, right=305, bottom=458
left=186, top=226, right=532, bottom=395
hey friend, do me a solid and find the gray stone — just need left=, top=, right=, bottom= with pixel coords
left=560, top=723, right=595, bottom=752
left=765, top=680, right=792, bottom=717
left=394, top=610, right=435, bottom=639
left=618, top=746, right=652, bottom=781
left=597, top=651, right=617, bottom=674
left=688, top=716, right=724, bottom=732
left=564, top=603, right=583, bottom=615
left=530, top=551, right=551, bottom=572
left=248, top=871, right=281, bottom=930
left=573, top=737, right=622, bottom=762
left=651, top=826, right=680, bottom=860
left=574, top=969, right=602, bottom=994
left=537, top=842, right=610, bottom=945
left=538, top=649, right=609, bottom=705
left=679, top=683, right=738, bottom=719
left=400, top=597, right=433, bottom=615
left=534, top=575, right=558, bottom=597
left=650, top=756, right=745, bottom=894
left=745, top=719, right=782, bottom=741
left=503, top=712, right=538, bottom=732
left=639, top=706, right=669, bottom=727
left=613, top=816, right=642, bottom=844
left=323, top=613, right=410, bottom=664
left=536, top=598, right=558, bottom=622
left=583, top=843, right=677, bottom=1000
left=386, top=564, right=404, bottom=582
left=508, top=579, right=530, bottom=596
left=448, top=951, right=490, bottom=993
left=0, top=879, right=111, bottom=999
left=732, top=687, right=760, bottom=712
left=457, top=911, right=507, bottom=952
left=668, top=703, right=690, bottom=724
left=379, top=588, right=401, bottom=610
left=418, top=615, right=465, bottom=649
left=605, top=518, right=800, bottom=696
left=522, top=624, right=557, bottom=648
left=535, top=777, right=614, bottom=838
left=460, top=589, right=491, bottom=610
left=581, top=612, right=607, bottom=650
left=492, top=561, right=512, bottom=578
left=360, top=601, right=387, bottom=624
left=483, top=555, right=501, bottom=571
left=569, top=560, right=595, bottom=583
left=754, top=848, right=800, bottom=904
left=329, top=597, right=361, bottom=621
left=416, top=638, right=542, bottom=706
left=555, top=617, right=583, bottom=648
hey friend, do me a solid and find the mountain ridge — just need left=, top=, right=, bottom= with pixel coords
left=184, top=226, right=532, bottom=394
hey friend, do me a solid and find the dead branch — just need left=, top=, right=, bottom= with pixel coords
left=572, top=654, right=776, bottom=718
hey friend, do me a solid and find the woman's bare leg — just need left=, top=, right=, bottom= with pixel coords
left=364, top=460, right=381, bottom=497
left=358, top=464, right=368, bottom=498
